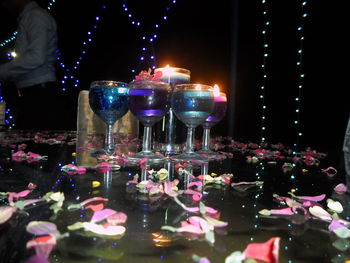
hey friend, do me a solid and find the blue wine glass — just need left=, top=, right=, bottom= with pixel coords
left=129, top=80, right=171, bottom=163
left=171, top=84, right=214, bottom=162
left=196, top=91, right=227, bottom=158
left=89, top=80, right=129, bottom=155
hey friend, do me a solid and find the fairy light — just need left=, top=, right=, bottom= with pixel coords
left=57, top=1, right=108, bottom=91
left=293, top=0, right=308, bottom=154
left=259, top=0, right=270, bottom=145
left=119, top=0, right=178, bottom=74
left=0, top=0, right=57, bottom=48
left=0, top=32, right=18, bottom=48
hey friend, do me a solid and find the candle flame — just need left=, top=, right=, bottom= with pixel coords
left=163, top=65, right=173, bottom=75
left=213, top=84, right=220, bottom=96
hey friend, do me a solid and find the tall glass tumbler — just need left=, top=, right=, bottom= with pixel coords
left=171, top=84, right=214, bottom=162
left=129, top=80, right=171, bottom=163
left=154, top=66, right=190, bottom=155
left=89, top=81, right=129, bottom=155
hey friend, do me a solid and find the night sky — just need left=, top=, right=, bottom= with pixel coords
left=0, top=0, right=347, bottom=154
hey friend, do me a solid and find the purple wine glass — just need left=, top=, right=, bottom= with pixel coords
left=129, top=80, right=171, bottom=163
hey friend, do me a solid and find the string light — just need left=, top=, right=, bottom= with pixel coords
left=0, top=0, right=57, bottom=48
left=0, top=32, right=18, bottom=48
left=119, top=0, right=178, bottom=74
left=57, top=0, right=108, bottom=91
left=259, top=0, right=270, bottom=145
left=293, top=0, right=307, bottom=154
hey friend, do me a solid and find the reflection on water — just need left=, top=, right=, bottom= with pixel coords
left=75, top=131, right=139, bottom=167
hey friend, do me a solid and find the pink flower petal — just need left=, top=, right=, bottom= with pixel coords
left=334, top=183, right=347, bottom=194
left=91, top=208, right=117, bottom=223
left=25, top=255, right=50, bottom=263
left=107, top=212, right=128, bottom=225
left=27, top=152, right=42, bottom=159
left=270, top=208, right=294, bottom=215
left=76, top=167, right=87, bottom=174
left=80, top=197, right=108, bottom=207
left=83, top=222, right=126, bottom=236
left=95, top=162, right=112, bottom=168
left=12, top=150, right=26, bottom=158
left=328, top=219, right=347, bottom=231
left=8, top=189, right=32, bottom=204
left=189, top=216, right=212, bottom=233
left=26, top=235, right=56, bottom=258
left=176, top=224, right=204, bottom=234
left=0, top=206, right=17, bottom=225
left=294, top=194, right=326, bottom=202
left=244, top=237, right=280, bottom=263
left=163, top=180, right=179, bottom=197
left=321, top=166, right=337, bottom=177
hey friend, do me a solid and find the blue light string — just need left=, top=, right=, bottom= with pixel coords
left=293, top=0, right=307, bottom=154
left=57, top=1, right=108, bottom=91
left=0, top=0, right=57, bottom=48
left=119, top=0, right=178, bottom=74
left=259, top=0, right=270, bottom=145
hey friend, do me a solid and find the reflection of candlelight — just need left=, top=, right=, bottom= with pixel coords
left=151, top=232, right=176, bottom=247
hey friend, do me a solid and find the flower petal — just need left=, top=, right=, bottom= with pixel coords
left=0, top=206, right=17, bottom=225
left=26, top=235, right=56, bottom=258
left=26, top=221, right=59, bottom=236
left=309, top=206, right=332, bottom=221
left=244, top=237, right=280, bottom=263
left=83, top=222, right=126, bottom=236
left=91, top=208, right=117, bottom=223
left=334, top=183, right=347, bottom=194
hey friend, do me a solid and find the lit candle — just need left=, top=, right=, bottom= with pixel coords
left=213, top=84, right=227, bottom=102
left=154, top=65, right=190, bottom=87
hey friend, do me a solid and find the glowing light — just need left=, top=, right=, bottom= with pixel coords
left=213, top=84, right=220, bottom=97
left=10, top=52, right=17, bottom=58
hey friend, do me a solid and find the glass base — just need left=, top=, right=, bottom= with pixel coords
left=128, top=151, right=167, bottom=164
left=172, top=152, right=209, bottom=163
left=154, top=142, right=185, bottom=156
left=195, top=149, right=227, bottom=160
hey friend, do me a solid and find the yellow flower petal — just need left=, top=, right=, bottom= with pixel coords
left=92, top=181, right=101, bottom=188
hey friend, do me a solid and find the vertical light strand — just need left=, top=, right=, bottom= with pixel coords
left=119, top=0, right=178, bottom=74
left=293, top=0, right=307, bottom=154
left=259, top=0, right=270, bottom=145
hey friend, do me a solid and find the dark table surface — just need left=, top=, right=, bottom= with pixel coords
left=0, top=130, right=349, bottom=263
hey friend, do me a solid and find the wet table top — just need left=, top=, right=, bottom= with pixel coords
left=0, top=131, right=348, bottom=263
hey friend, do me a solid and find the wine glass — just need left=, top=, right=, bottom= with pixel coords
left=196, top=89, right=227, bottom=158
left=129, top=80, right=171, bottom=163
left=171, top=84, right=214, bottom=162
left=89, top=80, right=129, bottom=155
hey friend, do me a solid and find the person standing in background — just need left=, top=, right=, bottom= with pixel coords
left=0, top=0, right=61, bottom=130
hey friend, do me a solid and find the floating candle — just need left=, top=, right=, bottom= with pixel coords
left=154, top=65, right=190, bottom=85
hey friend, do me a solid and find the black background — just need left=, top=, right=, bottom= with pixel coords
left=0, top=0, right=347, bottom=153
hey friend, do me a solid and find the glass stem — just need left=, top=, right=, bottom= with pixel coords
left=105, top=124, right=115, bottom=154
left=142, top=126, right=152, bottom=153
left=185, top=127, right=195, bottom=154
left=202, top=127, right=211, bottom=151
